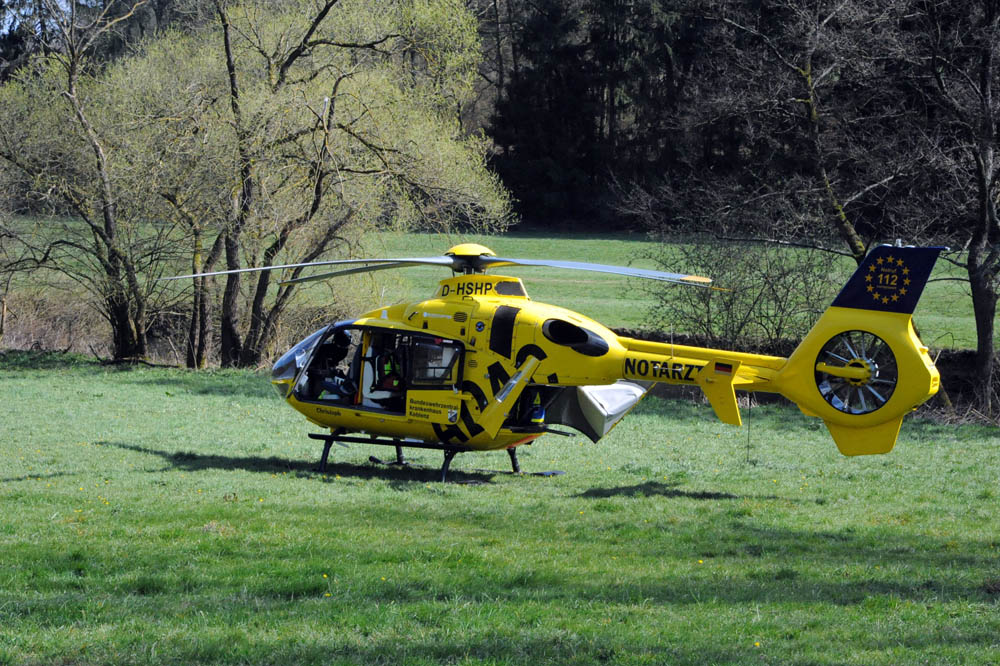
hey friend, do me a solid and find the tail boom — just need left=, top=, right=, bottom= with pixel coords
left=619, top=338, right=786, bottom=426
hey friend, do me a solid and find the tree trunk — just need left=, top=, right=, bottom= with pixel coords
left=216, top=0, right=252, bottom=368
left=798, top=60, right=867, bottom=265
left=219, top=229, right=243, bottom=367
left=969, top=141, right=999, bottom=413
left=186, top=282, right=201, bottom=368
left=196, top=276, right=210, bottom=368
left=107, top=290, right=143, bottom=360
left=492, top=0, right=505, bottom=93
left=185, top=226, right=205, bottom=368
left=968, top=262, right=997, bottom=413
left=197, top=234, right=225, bottom=369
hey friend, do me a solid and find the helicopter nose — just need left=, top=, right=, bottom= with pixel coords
left=271, top=378, right=293, bottom=399
left=270, top=326, right=328, bottom=398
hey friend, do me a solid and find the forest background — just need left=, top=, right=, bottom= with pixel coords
left=1, top=0, right=1000, bottom=411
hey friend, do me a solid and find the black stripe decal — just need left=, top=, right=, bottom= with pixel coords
left=489, top=306, right=520, bottom=358
left=462, top=380, right=489, bottom=411
left=487, top=362, right=511, bottom=398
left=459, top=404, right=485, bottom=438
left=515, top=344, right=547, bottom=366
left=433, top=422, right=469, bottom=445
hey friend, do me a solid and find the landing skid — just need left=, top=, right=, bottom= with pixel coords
left=306, top=431, right=562, bottom=482
left=309, top=424, right=581, bottom=480
left=309, top=431, right=476, bottom=482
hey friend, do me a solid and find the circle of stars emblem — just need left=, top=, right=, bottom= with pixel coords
left=864, top=254, right=911, bottom=306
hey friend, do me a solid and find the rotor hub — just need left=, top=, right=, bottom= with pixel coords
left=845, top=358, right=874, bottom=387
left=445, top=244, right=495, bottom=274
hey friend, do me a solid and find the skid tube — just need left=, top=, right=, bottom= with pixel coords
left=308, top=432, right=474, bottom=482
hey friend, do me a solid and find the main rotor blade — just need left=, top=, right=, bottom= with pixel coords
left=160, top=256, right=458, bottom=281
left=478, top=257, right=712, bottom=286
left=160, top=250, right=712, bottom=287
left=278, top=261, right=432, bottom=286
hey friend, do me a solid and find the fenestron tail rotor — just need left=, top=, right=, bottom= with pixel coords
left=814, top=330, right=899, bottom=415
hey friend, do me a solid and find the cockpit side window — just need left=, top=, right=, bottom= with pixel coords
left=298, top=328, right=463, bottom=412
left=357, top=330, right=407, bottom=412
left=409, top=338, right=462, bottom=387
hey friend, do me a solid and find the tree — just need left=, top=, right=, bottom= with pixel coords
left=641, top=239, right=843, bottom=350
left=617, top=0, right=1000, bottom=408
left=485, top=0, right=711, bottom=226
left=0, top=0, right=511, bottom=365
left=1, top=0, right=52, bottom=81
left=490, top=0, right=603, bottom=222
left=184, top=0, right=511, bottom=366
left=637, top=1, right=933, bottom=251
left=0, top=1, right=175, bottom=361
left=897, top=0, right=1000, bottom=410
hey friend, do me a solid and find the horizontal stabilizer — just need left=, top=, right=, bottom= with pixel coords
left=824, top=416, right=904, bottom=456
left=696, top=359, right=743, bottom=426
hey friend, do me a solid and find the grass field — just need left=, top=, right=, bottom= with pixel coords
left=2, top=351, right=998, bottom=665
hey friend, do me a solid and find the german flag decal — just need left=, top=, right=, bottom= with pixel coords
left=714, top=362, right=733, bottom=375
left=831, top=246, right=944, bottom=315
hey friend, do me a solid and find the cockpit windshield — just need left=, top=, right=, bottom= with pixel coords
left=271, top=325, right=328, bottom=392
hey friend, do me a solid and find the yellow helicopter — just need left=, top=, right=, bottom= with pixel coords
left=168, top=242, right=943, bottom=480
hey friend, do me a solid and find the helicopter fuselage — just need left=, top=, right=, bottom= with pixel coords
left=272, top=273, right=704, bottom=452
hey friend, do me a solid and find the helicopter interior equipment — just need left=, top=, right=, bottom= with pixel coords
left=165, top=243, right=943, bottom=481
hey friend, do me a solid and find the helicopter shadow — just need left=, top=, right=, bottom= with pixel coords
left=1, top=471, right=73, bottom=484
left=127, top=373, right=277, bottom=400
left=576, top=480, right=785, bottom=503
left=95, top=441, right=497, bottom=484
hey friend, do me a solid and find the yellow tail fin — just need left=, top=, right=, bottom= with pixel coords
left=771, top=245, right=943, bottom=454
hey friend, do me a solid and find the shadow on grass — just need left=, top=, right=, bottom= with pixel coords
left=0, top=349, right=103, bottom=371
left=95, top=441, right=497, bottom=484
left=576, top=481, right=741, bottom=500
left=0, top=471, right=72, bottom=483
left=575, top=480, right=795, bottom=504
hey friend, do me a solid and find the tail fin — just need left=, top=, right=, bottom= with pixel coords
left=772, top=245, right=943, bottom=455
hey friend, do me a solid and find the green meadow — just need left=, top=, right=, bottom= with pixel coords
left=2, top=230, right=998, bottom=664
left=1, top=351, right=998, bottom=665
